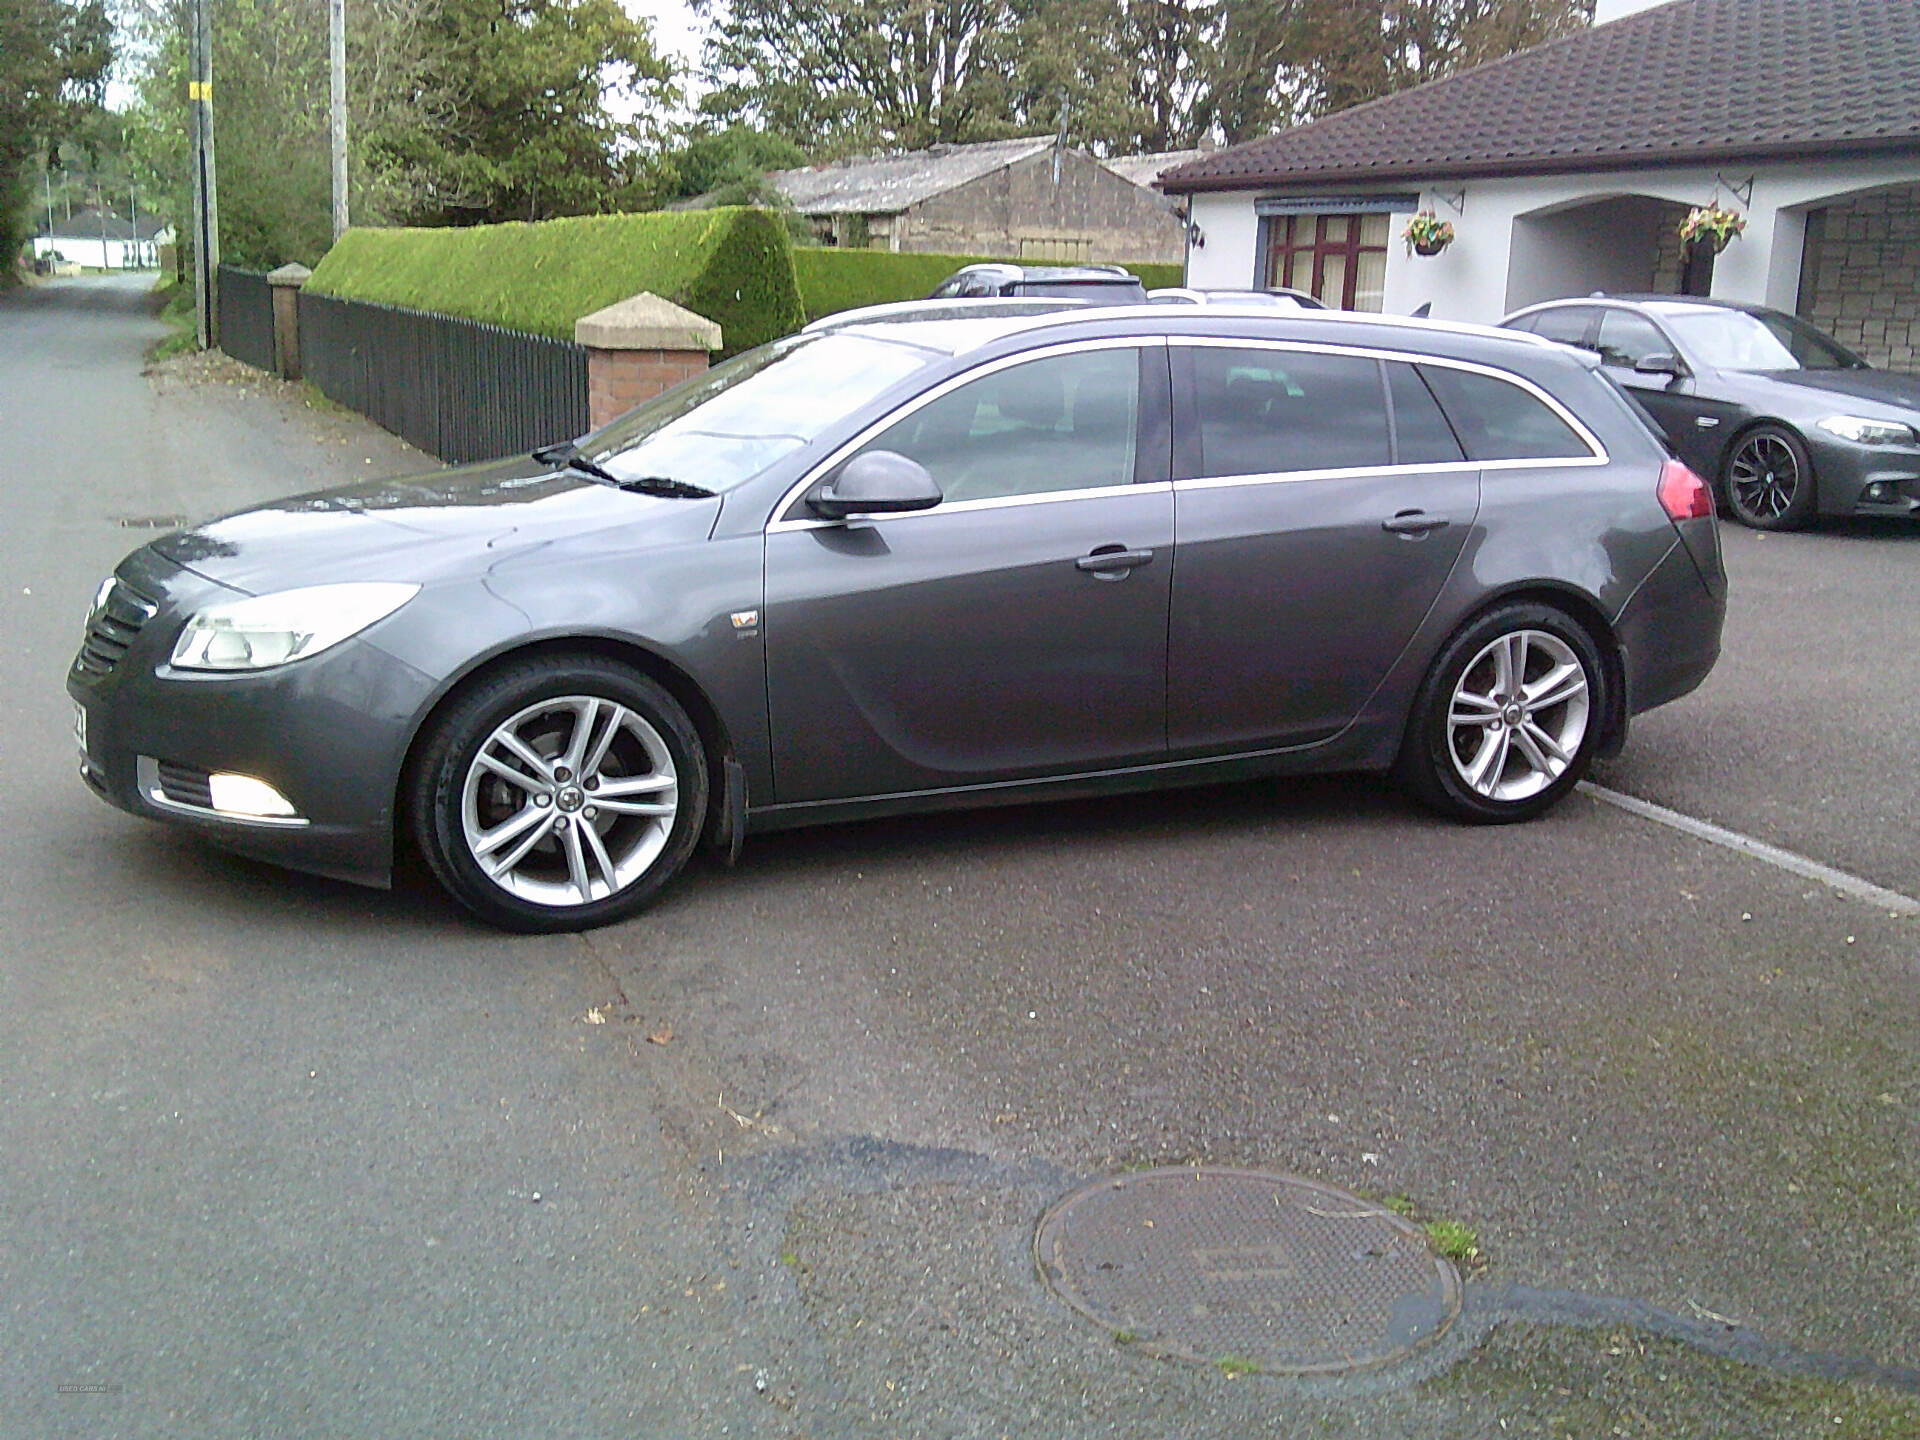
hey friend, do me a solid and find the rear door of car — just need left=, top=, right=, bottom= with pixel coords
left=1164, top=342, right=1480, bottom=754
left=763, top=341, right=1175, bottom=803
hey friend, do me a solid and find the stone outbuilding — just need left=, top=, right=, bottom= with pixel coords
left=1161, top=0, right=1920, bottom=367
left=770, top=136, right=1187, bottom=264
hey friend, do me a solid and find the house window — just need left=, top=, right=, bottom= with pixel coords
left=1264, top=213, right=1390, bottom=311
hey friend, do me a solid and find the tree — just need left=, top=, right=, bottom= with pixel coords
left=626, top=122, right=807, bottom=208
left=121, top=0, right=446, bottom=266
left=695, top=0, right=1023, bottom=157
left=0, top=0, right=112, bottom=272
left=377, top=0, right=675, bottom=224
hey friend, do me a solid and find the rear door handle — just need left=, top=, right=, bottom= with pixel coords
left=1382, top=511, right=1449, bottom=537
left=1076, top=546, right=1156, bottom=577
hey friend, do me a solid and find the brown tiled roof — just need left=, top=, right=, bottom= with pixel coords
left=1161, top=0, right=1920, bottom=194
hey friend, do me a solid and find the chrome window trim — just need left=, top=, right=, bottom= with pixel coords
left=766, top=336, right=1164, bottom=533
left=1171, top=336, right=1609, bottom=470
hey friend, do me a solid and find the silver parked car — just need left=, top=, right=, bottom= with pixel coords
left=70, top=306, right=1725, bottom=931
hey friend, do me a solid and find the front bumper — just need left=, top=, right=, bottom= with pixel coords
left=67, top=548, right=438, bottom=888
left=1806, top=434, right=1920, bottom=518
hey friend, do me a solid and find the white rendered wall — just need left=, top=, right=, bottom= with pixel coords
left=1183, top=155, right=1920, bottom=324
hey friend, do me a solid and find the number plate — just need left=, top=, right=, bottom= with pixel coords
left=72, top=700, right=87, bottom=758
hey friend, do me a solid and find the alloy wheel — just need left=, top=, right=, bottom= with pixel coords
left=1728, top=432, right=1802, bottom=523
left=1445, top=629, right=1591, bottom=803
left=460, top=695, right=679, bottom=908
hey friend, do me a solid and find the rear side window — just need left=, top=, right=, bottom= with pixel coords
left=1190, top=348, right=1391, bottom=477
left=1387, top=362, right=1465, bottom=464
left=1523, top=306, right=1599, bottom=347
left=1417, top=364, right=1592, bottom=462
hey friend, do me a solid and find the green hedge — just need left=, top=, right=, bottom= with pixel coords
left=792, top=248, right=1186, bottom=322
left=305, top=208, right=804, bottom=357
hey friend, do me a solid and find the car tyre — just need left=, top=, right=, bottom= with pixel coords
left=1397, top=602, right=1605, bottom=824
left=411, top=655, right=709, bottom=933
left=1723, top=423, right=1816, bottom=530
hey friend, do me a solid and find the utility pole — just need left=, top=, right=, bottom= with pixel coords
left=189, top=0, right=220, bottom=347
left=330, top=0, right=347, bottom=240
left=43, top=169, right=53, bottom=250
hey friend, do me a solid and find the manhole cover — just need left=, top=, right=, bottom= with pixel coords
left=1035, top=1168, right=1460, bottom=1376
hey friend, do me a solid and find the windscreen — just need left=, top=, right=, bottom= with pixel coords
left=1661, top=309, right=1867, bottom=372
left=580, top=332, right=937, bottom=489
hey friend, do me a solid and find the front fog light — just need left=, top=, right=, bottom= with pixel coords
left=208, top=773, right=298, bottom=818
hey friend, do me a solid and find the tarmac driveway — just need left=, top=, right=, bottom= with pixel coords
left=2, top=275, right=1915, bottom=1438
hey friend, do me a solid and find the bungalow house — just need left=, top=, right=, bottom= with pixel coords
left=1159, top=0, right=1920, bottom=368
left=770, top=136, right=1187, bottom=264
left=33, top=208, right=170, bottom=270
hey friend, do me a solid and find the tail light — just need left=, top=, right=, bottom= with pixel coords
left=1657, top=458, right=1713, bottom=521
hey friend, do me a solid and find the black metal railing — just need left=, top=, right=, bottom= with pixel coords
left=297, top=292, right=591, bottom=464
left=216, top=265, right=275, bottom=373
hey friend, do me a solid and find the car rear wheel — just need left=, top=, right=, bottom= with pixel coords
left=1398, top=603, right=1604, bottom=823
left=1724, top=424, right=1816, bottom=530
left=411, top=656, right=708, bottom=932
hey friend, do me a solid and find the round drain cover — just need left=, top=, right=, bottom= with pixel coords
left=1035, top=1167, right=1460, bottom=1375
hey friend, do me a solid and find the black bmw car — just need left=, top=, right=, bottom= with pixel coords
left=1502, top=295, right=1920, bottom=530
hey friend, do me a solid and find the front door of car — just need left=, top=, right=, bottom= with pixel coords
left=1165, top=345, right=1478, bottom=754
left=1595, top=308, right=1729, bottom=477
left=764, top=343, right=1174, bottom=804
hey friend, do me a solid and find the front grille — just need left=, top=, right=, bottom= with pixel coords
left=155, top=760, right=214, bottom=810
left=75, top=582, right=157, bottom=676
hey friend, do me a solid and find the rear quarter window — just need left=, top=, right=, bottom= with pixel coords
left=1416, top=364, right=1594, bottom=462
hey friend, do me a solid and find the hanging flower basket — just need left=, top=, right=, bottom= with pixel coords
left=1680, top=203, right=1746, bottom=257
left=1403, top=209, right=1455, bottom=257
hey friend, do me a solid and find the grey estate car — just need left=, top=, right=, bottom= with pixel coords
left=70, top=307, right=1726, bottom=932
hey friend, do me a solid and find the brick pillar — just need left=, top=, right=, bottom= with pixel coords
left=574, top=292, right=722, bottom=428
left=266, top=262, right=312, bottom=380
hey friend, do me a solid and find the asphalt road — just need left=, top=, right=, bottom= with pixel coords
left=3, top=274, right=1916, bottom=1439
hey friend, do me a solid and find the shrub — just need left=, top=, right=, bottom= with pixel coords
left=304, top=207, right=805, bottom=356
left=792, top=248, right=1185, bottom=322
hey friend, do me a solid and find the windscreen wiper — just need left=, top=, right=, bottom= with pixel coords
left=612, top=475, right=717, bottom=499
left=534, top=442, right=712, bottom=495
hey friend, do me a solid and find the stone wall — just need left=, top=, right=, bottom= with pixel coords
left=1804, top=184, right=1920, bottom=369
left=896, top=151, right=1185, bottom=264
left=1650, top=204, right=1687, bottom=294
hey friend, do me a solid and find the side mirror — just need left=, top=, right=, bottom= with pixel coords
left=1634, top=351, right=1685, bottom=378
left=810, top=450, right=943, bottom=520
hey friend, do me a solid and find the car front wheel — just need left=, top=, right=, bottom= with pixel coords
left=1724, top=424, right=1816, bottom=530
left=411, top=656, right=709, bottom=932
left=1398, top=603, right=1604, bottom=823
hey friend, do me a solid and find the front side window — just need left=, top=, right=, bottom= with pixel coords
left=848, top=347, right=1142, bottom=504
left=1594, top=310, right=1673, bottom=369
left=1264, top=213, right=1390, bottom=312
left=1417, top=365, right=1592, bottom=462
left=1190, top=348, right=1391, bottom=477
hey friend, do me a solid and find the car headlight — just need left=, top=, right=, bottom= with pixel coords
left=1815, top=415, right=1919, bottom=446
left=170, top=582, right=419, bottom=672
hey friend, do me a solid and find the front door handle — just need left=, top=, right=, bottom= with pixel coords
left=1382, top=510, right=1450, bottom=537
left=1076, top=545, right=1156, bottom=577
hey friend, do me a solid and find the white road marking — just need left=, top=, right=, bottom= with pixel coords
left=1579, top=782, right=1920, bottom=917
